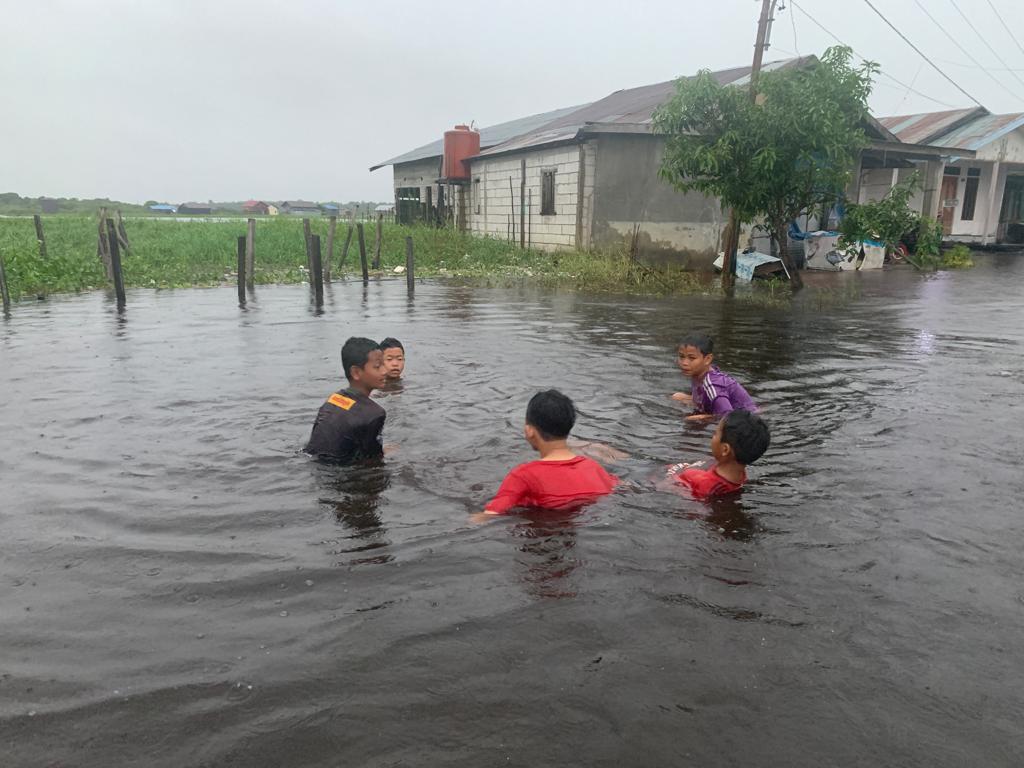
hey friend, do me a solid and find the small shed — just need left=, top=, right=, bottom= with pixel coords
left=243, top=200, right=270, bottom=215
left=279, top=200, right=321, bottom=215
left=149, top=203, right=177, bottom=214
left=178, top=202, right=212, bottom=215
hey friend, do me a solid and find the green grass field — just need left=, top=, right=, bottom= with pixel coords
left=0, top=215, right=711, bottom=301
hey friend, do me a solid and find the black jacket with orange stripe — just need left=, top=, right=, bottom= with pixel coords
left=304, top=387, right=386, bottom=464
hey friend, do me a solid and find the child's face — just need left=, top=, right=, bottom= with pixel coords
left=351, top=350, right=387, bottom=391
left=677, top=345, right=713, bottom=378
left=382, top=347, right=405, bottom=380
left=711, top=420, right=732, bottom=462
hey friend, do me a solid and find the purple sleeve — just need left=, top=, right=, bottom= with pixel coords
left=709, top=393, right=736, bottom=416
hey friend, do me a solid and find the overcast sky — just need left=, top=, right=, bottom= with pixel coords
left=3, top=0, right=1023, bottom=203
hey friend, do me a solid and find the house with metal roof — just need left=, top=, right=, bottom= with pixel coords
left=375, top=57, right=971, bottom=265
left=879, top=108, right=1024, bottom=245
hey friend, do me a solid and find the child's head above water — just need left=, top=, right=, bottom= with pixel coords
left=379, top=337, right=405, bottom=381
left=713, top=409, right=770, bottom=468
left=524, top=389, right=576, bottom=447
left=341, top=337, right=386, bottom=392
left=677, top=333, right=715, bottom=379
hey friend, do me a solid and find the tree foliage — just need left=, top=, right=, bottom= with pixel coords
left=839, top=174, right=920, bottom=248
left=654, top=47, right=877, bottom=252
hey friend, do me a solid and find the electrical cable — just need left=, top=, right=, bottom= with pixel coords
left=949, top=0, right=1024, bottom=96
left=789, top=0, right=960, bottom=109
left=860, top=0, right=984, bottom=107
left=786, top=2, right=800, bottom=57
left=985, top=0, right=1024, bottom=59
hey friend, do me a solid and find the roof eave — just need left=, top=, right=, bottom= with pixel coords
left=866, top=139, right=976, bottom=159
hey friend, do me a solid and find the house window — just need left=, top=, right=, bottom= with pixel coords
left=541, top=170, right=556, bottom=216
left=944, top=166, right=961, bottom=176
left=474, top=178, right=481, bottom=215
left=961, top=167, right=981, bottom=221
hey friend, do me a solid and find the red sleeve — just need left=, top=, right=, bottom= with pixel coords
left=485, top=465, right=532, bottom=514
left=675, top=468, right=720, bottom=499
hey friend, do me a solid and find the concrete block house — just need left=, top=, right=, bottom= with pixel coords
left=374, top=57, right=971, bottom=267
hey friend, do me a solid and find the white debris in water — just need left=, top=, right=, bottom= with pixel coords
left=305, top=579, right=314, bottom=587
left=393, top=266, right=405, bottom=274
left=279, top=610, right=289, bottom=617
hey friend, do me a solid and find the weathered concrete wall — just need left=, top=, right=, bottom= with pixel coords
left=465, top=145, right=586, bottom=250
left=590, top=134, right=727, bottom=269
left=975, top=126, right=1024, bottom=165
left=392, top=157, right=442, bottom=201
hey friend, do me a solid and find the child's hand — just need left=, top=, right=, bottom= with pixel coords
left=469, top=511, right=497, bottom=524
left=671, top=392, right=693, bottom=403
left=684, top=413, right=716, bottom=423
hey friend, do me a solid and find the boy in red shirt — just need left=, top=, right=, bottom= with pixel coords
left=484, top=390, right=618, bottom=515
left=666, top=409, right=769, bottom=499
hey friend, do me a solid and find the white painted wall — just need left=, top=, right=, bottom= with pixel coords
left=466, top=145, right=586, bottom=250
left=975, top=126, right=1024, bottom=164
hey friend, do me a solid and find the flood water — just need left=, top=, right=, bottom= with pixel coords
left=2, top=258, right=1023, bottom=767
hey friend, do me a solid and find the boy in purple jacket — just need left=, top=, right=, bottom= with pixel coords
left=671, top=333, right=758, bottom=423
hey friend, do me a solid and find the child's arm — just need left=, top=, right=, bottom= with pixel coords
left=671, top=391, right=693, bottom=403
left=684, top=413, right=717, bottom=423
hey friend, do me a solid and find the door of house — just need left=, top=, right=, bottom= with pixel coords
left=940, top=175, right=959, bottom=235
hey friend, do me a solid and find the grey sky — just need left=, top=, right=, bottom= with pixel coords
left=3, top=0, right=1023, bottom=203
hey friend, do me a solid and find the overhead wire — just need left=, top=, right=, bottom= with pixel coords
left=984, top=0, right=1024, bottom=60
left=912, top=0, right=1024, bottom=103
left=786, top=2, right=800, bottom=57
left=948, top=0, right=1024, bottom=96
left=860, top=0, right=984, bottom=107
left=789, top=0, right=960, bottom=109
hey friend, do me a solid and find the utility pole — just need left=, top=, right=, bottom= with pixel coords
left=721, top=0, right=780, bottom=290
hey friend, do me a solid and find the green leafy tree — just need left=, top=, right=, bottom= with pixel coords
left=654, top=46, right=877, bottom=288
left=839, top=174, right=920, bottom=249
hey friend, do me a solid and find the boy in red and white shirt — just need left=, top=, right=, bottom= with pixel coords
left=667, top=409, right=770, bottom=500
left=484, top=390, right=618, bottom=515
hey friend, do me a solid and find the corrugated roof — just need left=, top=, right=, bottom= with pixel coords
left=929, top=111, right=1024, bottom=150
left=878, top=108, right=983, bottom=145
left=475, top=57, right=815, bottom=159
left=369, top=104, right=590, bottom=171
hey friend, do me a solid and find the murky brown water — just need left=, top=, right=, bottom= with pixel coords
left=2, top=258, right=1024, bottom=766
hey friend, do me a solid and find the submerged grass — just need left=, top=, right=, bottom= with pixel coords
left=0, top=215, right=720, bottom=301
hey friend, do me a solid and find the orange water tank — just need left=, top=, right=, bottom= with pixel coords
left=441, top=125, right=480, bottom=180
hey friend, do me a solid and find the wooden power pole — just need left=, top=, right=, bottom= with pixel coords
left=722, top=0, right=780, bottom=290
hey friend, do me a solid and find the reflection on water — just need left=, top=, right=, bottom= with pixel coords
left=2, top=257, right=1024, bottom=767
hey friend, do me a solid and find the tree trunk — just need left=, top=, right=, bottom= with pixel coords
left=775, top=223, right=803, bottom=290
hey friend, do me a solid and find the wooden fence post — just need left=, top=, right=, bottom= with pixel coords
left=33, top=215, right=48, bottom=260
left=105, top=219, right=126, bottom=311
left=97, top=207, right=113, bottom=280
left=372, top=213, right=383, bottom=269
left=237, top=236, right=247, bottom=306
left=0, top=250, right=11, bottom=315
left=425, top=187, right=433, bottom=225
left=340, top=224, right=354, bottom=268
left=245, top=218, right=255, bottom=291
left=302, top=217, right=313, bottom=277
left=115, top=210, right=131, bottom=252
left=356, top=223, right=369, bottom=283
left=325, top=215, right=337, bottom=282
left=311, top=234, right=324, bottom=306
left=404, top=236, right=414, bottom=294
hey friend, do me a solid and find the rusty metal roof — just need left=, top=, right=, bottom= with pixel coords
left=930, top=111, right=1024, bottom=150
left=475, top=57, right=815, bottom=159
left=878, top=108, right=984, bottom=144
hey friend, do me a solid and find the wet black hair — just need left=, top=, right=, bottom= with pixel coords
left=720, top=409, right=770, bottom=465
left=525, top=389, right=576, bottom=440
left=679, top=333, right=713, bottom=356
left=341, top=337, right=380, bottom=381
left=379, top=337, right=404, bottom=352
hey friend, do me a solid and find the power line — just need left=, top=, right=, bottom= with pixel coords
left=985, top=0, right=1024, bottom=60
left=860, top=0, right=983, bottom=107
left=785, top=2, right=800, bottom=57
left=949, top=0, right=1024, bottom=96
left=894, top=62, right=925, bottom=114
left=936, top=57, right=1024, bottom=73
left=789, top=0, right=960, bottom=109
left=913, top=0, right=1024, bottom=103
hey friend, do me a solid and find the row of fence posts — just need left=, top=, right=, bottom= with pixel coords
left=0, top=211, right=416, bottom=317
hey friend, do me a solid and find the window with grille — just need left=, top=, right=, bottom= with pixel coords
left=541, top=170, right=556, bottom=216
left=961, top=167, right=981, bottom=221
left=473, top=178, right=481, bottom=215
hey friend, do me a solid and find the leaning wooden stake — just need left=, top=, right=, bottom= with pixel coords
left=245, top=218, right=255, bottom=291
left=325, top=216, right=337, bottom=282
left=0, top=250, right=11, bottom=315
left=356, top=223, right=368, bottom=283
left=237, top=236, right=247, bottom=306
left=302, top=217, right=313, bottom=277
left=340, top=224, right=354, bottom=268
left=404, top=236, right=414, bottom=295
left=105, top=219, right=126, bottom=310
left=115, top=210, right=131, bottom=252
left=310, top=234, right=324, bottom=306
left=372, top=213, right=383, bottom=269
left=97, top=208, right=113, bottom=280
left=33, top=215, right=48, bottom=260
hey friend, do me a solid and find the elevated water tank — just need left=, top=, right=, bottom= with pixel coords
left=441, top=125, right=480, bottom=180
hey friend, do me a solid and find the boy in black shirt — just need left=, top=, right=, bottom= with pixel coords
left=305, top=337, right=388, bottom=464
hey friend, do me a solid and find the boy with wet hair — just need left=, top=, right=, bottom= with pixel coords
left=484, top=390, right=618, bottom=515
left=672, top=332, right=757, bottom=422
left=666, top=409, right=770, bottom=499
left=305, top=337, right=388, bottom=464
left=379, top=337, right=405, bottom=382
